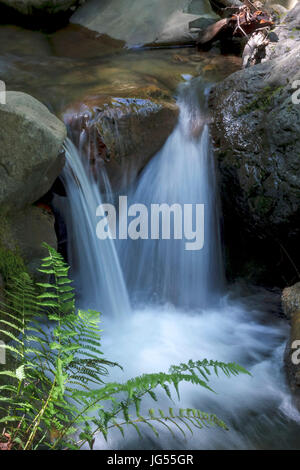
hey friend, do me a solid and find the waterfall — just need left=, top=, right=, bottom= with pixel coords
left=120, top=78, right=224, bottom=309
left=57, top=138, right=131, bottom=317
left=55, top=78, right=300, bottom=450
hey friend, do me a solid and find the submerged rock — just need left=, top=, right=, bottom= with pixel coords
left=64, top=96, right=179, bottom=192
left=0, top=91, right=66, bottom=213
left=210, top=2, right=300, bottom=285
left=71, top=0, right=219, bottom=47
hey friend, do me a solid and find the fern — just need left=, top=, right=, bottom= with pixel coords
left=0, top=244, right=250, bottom=450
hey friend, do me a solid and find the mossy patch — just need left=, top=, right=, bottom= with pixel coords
left=0, top=244, right=27, bottom=285
left=0, top=213, right=27, bottom=285
left=238, top=85, right=284, bottom=116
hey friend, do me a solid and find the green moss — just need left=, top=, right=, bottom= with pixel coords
left=0, top=213, right=27, bottom=285
left=238, top=85, right=284, bottom=116
left=252, top=195, right=273, bottom=215
left=0, top=245, right=27, bottom=285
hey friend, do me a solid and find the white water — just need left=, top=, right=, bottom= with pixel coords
left=58, top=138, right=131, bottom=317
left=120, top=79, right=224, bottom=309
left=61, top=78, right=300, bottom=449
left=100, top=291, right=300, bottom=450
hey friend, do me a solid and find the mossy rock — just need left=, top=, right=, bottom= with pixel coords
left=0, top=245, right=27, bottom=285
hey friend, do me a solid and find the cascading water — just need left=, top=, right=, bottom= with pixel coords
left=55, top=138, right=131, bottom=316
left=59, top=77, right=300, bottom=449
left=120, top=78, right=224, bottom=309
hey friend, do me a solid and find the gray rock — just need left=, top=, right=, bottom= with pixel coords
left=284, top=308, right=300, bottom=409
left=0, top=0, right=85, bottom=16
left=8, top=205, right=57, bottom=279
left=209, top=2, right=300, bottom=282
left=265, top=0, right=298, bottom=9
left=64, top=96, right=179, bottom=192
left=282, top=282, right=300, bottom=319
left=0, top=92, right=66, bottom=213
left=71, top=0, right=219, bottom=47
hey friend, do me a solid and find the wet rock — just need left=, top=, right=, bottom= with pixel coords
left=0, top=25, right=52, bottom=56
left=71, top=0, right=219, bottom=47
left=4, top=206, right=57, bottom=279
left=0, top=91, right=66, bottom=213
left=209, top=2, right=300, bottom=285
left=265, top=0, right=298, bottom=9
left=48, top=24, right=125, bottom=59
left=1, top=0, right=84, bottom=15
left=64, top=96, right=179, bottom=192
left=285, top=308, right=300, bottom=409
left=0, top=0, right=86, bottom=28
left=282, top=283, right=300, bottom=320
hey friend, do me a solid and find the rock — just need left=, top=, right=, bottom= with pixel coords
left=0, top=92, right=66, bottom=214
left=0, top=0, right=84, bottom=15
left=285, top=309, right=300, bottom=409
left=0, top=0, right=86, bottom=27
left=282, top=283, right=300, bottom=319
left=266, top=3, right=288, bottom=15
left=263, top=1, right=300, bottom=61
left=1, top=206, right=57, bottom=279
left=265, top=0, right=298, bottom=9
left=0, top=25, right=52, bottom=56
left=209, top=3, right=300, bottom=284
left=64, top=96, right=179, bottom=192
left=47, top=24, right=125, bottom=59
left=71, top=0, right=219, bottom=47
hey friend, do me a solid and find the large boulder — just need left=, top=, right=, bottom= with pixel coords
left=8, top=206, right=57, bottom=277
left=209, top=3, right=300, bottom=284
left=71, top=0, right=219, bottom=47
left=0, top=0, right=84, bottom=15
left=64, top=96, right=179, bottom=192
left=0, top=92, right=66, bottom=214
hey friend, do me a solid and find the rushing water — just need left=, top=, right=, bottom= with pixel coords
left=120, top=79, right=224, bottom=309
left=60, top=77, right=300, bottom=449
left=57, top=138, right=131, bottom=317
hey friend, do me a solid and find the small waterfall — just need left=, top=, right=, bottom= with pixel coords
left=57, top=138, right=131, bottom=317
left=54, top=79, right=299, bottom=450
left=120, top=78, right=224, bottom=309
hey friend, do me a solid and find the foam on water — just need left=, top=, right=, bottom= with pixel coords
left=98, top=290, right=300, bottom=449
left=61, top=77, right=300, bottom=449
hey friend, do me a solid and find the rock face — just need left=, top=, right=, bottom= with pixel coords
left=282, top=283, right=300, bottom=408
left=210, top=3, right=300, bottom=284
left=0, top=0, right=84, bottom=15
left=8, top=206, right=57, bottom=277
left=65, top=97, right=179, bottom=192
left=0, top=92, right=66, bottom=214
left=282, top=283, right=300, bottom=320
left=266, top=0, right=298, bottom=8
left=71, top=0, right=219, bottom=47
left=0, top=92, right=66, bottom=284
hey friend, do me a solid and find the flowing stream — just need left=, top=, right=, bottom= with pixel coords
left=58, top=77, right=300, bottom=449
left=58, top=138, right=131, bottom=317
left=120, top=79, right=224, bottom=309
